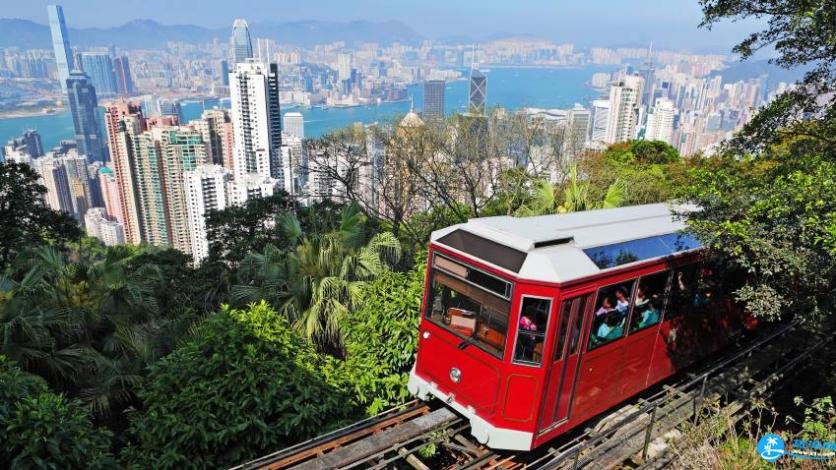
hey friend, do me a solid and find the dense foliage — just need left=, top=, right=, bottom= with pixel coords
left=323, top=258, right=426, bottom=414
left=688, top=0, right=836, bottom=323
left=683, top=147, right=836, bottom=320
left=120, top=302, right=354, bottom=468
left=0, top=162, right=81, bottom=265
left=1, top=355, right=114, bottom=469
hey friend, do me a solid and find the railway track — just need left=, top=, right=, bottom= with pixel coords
left=236, top=321, right=826, bottom=470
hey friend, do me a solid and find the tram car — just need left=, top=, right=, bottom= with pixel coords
left=407, top=203, right=749, bottom=450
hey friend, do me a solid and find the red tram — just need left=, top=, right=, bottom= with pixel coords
left=407, top=203, right=748, bottom=450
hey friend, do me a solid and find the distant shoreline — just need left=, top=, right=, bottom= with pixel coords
left=0, top=108, right=65, bottom=120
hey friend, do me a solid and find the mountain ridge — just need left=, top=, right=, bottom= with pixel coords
left=0, top=18, right=424, bottom=50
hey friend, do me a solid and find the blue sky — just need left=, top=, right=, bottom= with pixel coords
left=5, top=0, right=762, bottom=50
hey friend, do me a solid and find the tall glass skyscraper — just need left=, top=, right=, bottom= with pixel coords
left=469, top=70, right=487, bottom=116
left=47, top=5, right=74, bottom=95
left=66, top=71, right=107, bottom=162
left=230, top=19, right=254, bottom=65
left=80, top=52, right=118, bottom=97
left=423, top=79, right=446, bottom=122
left=113, top=55, right=134, bottom=96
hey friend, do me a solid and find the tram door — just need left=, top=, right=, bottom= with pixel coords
left=539, top=294, right=591, bottom=429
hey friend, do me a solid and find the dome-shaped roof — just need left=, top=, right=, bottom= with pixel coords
left=399, top=111, right=425, bottom=128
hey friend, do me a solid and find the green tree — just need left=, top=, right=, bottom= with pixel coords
left=205, top=193, right=295, bottom=266
left=0, top=162, right=81, bottom=267
left=120, top=301, right=354, bottom=469
left=1, top=355, right=114, bottom=469
left=322, top=258, right=426, bottom=415
left=683, top=150, right=836, bottom=320
left=0, top=244, right=203, bottom=424
left=232, top=204, right=401, bottom=351
left=603, top=140, right=681, bottom=165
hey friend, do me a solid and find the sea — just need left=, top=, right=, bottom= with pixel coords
left=0, top=66, right=612, bottom=152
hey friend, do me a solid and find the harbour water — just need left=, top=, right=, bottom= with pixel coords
left=0, top=66, right=612, bottom=152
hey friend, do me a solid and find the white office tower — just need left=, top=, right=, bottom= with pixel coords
left=84, top=207, right=125, bottom=246
left=282, top=112, right=305, bottom=140
left=3, top=147, right=34, bottom=166
left=590, top=100, right=610, bottom=142
left=229, top=61, right=283, bottom=183
left=337, top=53, right=353, bottom=81
left=227, top=173, right=276, bottom=206
left=567, top=105, right=591, bottom=147
left=645, top=98, right=676, bottom=144
left=604, top=75, right=644, bottom=144
left=184, top=164, right=231, bottom=264
left=281, top=137, right=304, bottom=197
left=34, top=155, right=72, bottom=214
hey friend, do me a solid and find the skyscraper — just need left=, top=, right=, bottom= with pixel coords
left=34, top=155, right=73, bottom=213
left=133, top=130, right=169, bottom=246
left=184, top=164, right=231, bottom=263
left=98, top=165, right=123, bottom=223
left=220, top=59, right=230, bottom=86
left=230, top=19, right=254, bottom=65
left=4, top=130, right=44, bottom=160
left=229, top=61, right=282, bottom=183
left=66, top=71, right=107, bottom=161
left=103, top=101, right=145, bottom=243
left=157, top=126, right=208, bottom=255
left=590, top=100, right=610, bottom=142
left=80, top=51, right=118, bottom=97
left=469, top=69, right=487, bottom=115
left=194, top=109, right=232, bottom=166
left=604, top=75, right=644, bottom=144
left=645, top=98, right=676, bottom=144
left=423, top=80, right=445, bottom=122
left=113, top=55, right=134, bottom=96
left=60, top=153, right=93, bottom=222
left=337, top=53, right=353, bottom=82
left=85, top=207, right=125, bottom=246
left=47, top=5, right=74, bottom=95
left=282, top=112, right=305, bottom=140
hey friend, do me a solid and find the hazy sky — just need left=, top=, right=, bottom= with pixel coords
left=4, top=0, right=762, bottom=50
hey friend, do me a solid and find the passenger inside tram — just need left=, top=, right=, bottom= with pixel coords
left=595, top=311, right=624, bottom=340
left=638, top=299, right=661, bottom=328
left=595, top=296, right=615, bottom=317
left=614, top=287, right=630, bottom=314
left=630, top=271, right=669, bottom=331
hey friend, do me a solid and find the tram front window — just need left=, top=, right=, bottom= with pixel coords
left=427, top=269, right=511, bottom=358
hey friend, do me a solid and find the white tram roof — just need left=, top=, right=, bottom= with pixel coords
left=431, top=203, right=701, bottom=284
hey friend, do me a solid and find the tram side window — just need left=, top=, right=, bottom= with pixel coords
left=553, top=300, right=572, bottom=361
left=513, top=297, right=552, bottom=365
left=629, top=271, right=671, bottom=332
left=568, top=296, right=587, bottom=354
left=426, top=270, right=511, bottom=357
left=667, top=265, right=698, bottom=318
left=589, top=280, right=635, bottom=350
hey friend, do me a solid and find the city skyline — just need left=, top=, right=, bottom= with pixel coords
left=5, top=0, right=765, bottom=51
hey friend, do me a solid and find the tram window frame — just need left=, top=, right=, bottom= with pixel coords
left=588, top=280, right=636, bottom=350
left=628, top=271, right=671, bottom=333
left=553, top=300, right=573, bottom=361
left=512, top=296, right=553, bottom=366
left=425, top=266, right=513, bottom=360
left=568, top=296, right=587, bottom=354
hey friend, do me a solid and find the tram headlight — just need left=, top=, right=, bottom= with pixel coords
left=449, top=367, right=462, bottom=383
left=422, top=330, right=430, bottom=340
